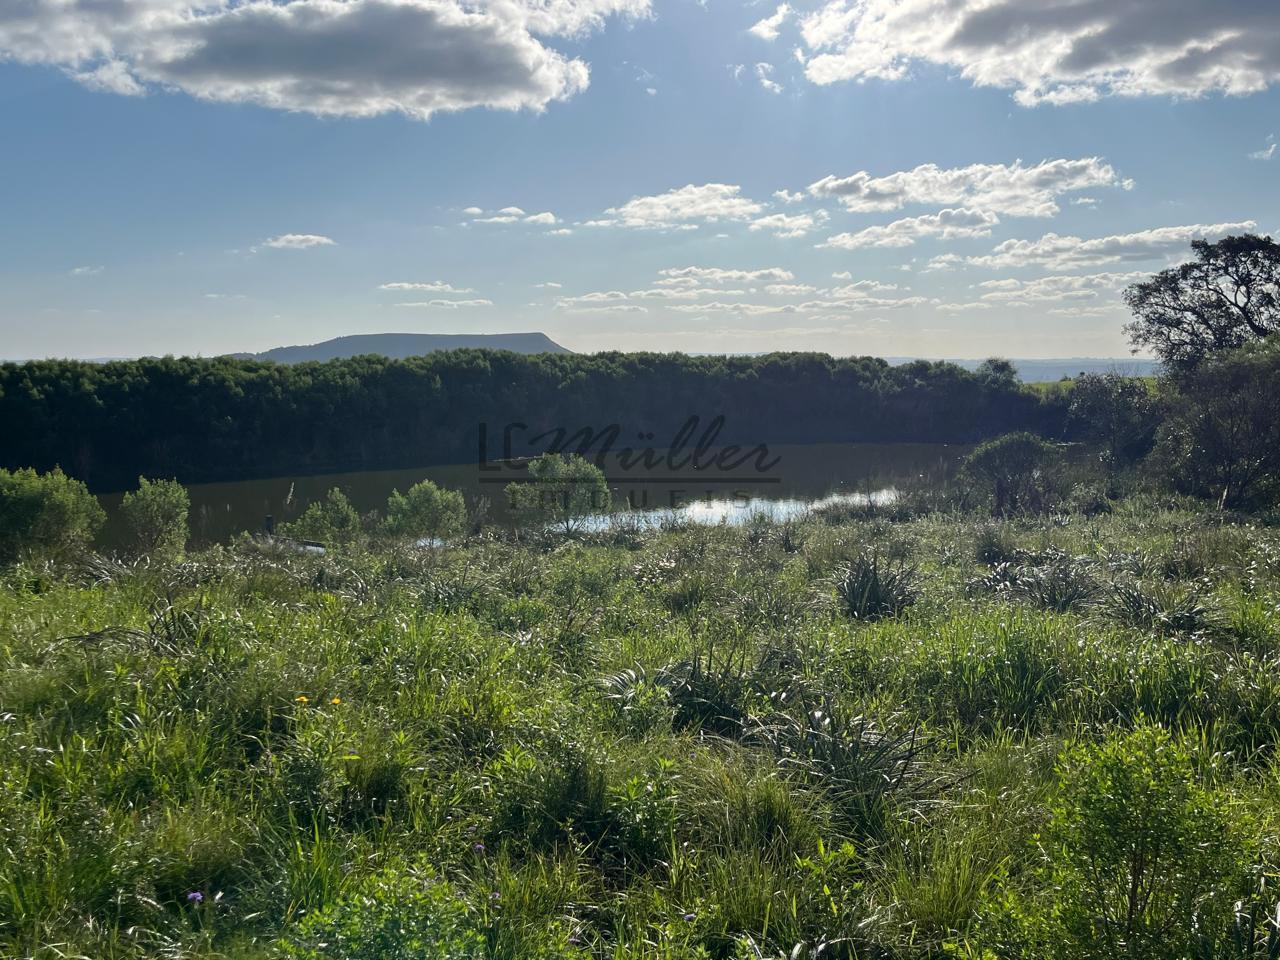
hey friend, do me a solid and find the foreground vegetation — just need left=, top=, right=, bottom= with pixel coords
left=4, top=498, right=1280, bottom=959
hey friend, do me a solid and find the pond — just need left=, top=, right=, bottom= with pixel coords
left=97, top=442, right=972, bottom=546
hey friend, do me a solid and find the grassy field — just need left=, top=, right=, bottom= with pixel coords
left=3, top=501, right=1280, bottom=959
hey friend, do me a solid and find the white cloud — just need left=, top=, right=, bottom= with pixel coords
left=0, top=0, right=649, bottom=120
left=669, top=301, right=790, bottom=316
left=755, top=62, right=783, bottom=93
left=69, top=265, right=103, bottom=276
left=976, top=272, right=1147, bottom=303
left=829, top=279, right=901, bottom=296
left=394, top=298, right=493, bottom=308
left=260, top=233, right=336, bottom=249
left=764, top=283, right=819, bottom=295
left=749, top=4, right=792, bottom=41
left=462, top=206, right=484, bottom=216
left=935, top=302, right=992, bottom=312
left=379, top=281, right=475, bottom=293
left=774, top=189, right=805, bottom=204
left=819, top=208, right=999, bottom=249
left=966, top=221, right=1258, bottom=270
left=523, top=211, right=559, bottom=224
left=808, top=158, right=1127, bottom=217
left=658, top=266, right=795, bottom=284
left=1249, top=135, right=1277, bottom=160
left=535, top=281, right=562, bottom=288
left=596, top=183, right=765, bottom=229
left=749, top=210, right=829, bottom=238
left=796, top=0, right=1280, bottom=105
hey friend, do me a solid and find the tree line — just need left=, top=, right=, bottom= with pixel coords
left=0, top=351, right=1063, bottom=492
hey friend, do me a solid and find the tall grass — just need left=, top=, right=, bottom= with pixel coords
left=1, top=505, right=1279, bottom=958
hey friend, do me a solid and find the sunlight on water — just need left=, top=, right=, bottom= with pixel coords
left=581, top=486, right=899, bottom=531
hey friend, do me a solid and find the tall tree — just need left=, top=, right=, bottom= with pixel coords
left=1124, top=234, right=1280, bottom=369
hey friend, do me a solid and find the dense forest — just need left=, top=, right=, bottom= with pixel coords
left=0, top=352, right=1064, bottom=492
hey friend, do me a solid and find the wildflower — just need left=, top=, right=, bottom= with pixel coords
left=473, top=842, right=486, bottom=853
left=187, top=891, right=204, bottom=904
left=682, top=912, right=696, bottom=922
left=490, top=892, right=501, bottom=901
left=294, top=695, right=309, bottom=703
left=330, top=697, right=342, bottom=705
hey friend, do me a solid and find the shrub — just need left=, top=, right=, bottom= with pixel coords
left=1066, top=373, right=1159, bottom=469
left=0, top=466, right=105, bottom=563
left=1149, top=339, right=1280, bottom=510
left=1032, top=725, right=1246, bottom=959
left=835, top=552, right=919, bottom=621
left=506, top=454, right=610, bottom=536
left=382, top=480, right=467, bottom=542
left=279, top=862, right=484, bottom=960
left=280, top=488, right=364, bottom=545
left=118, top=476, right=189, bottom=561
left=962, top=432, right=1059, bottom=516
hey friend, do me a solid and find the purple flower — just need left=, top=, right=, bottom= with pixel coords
left=187, top=891, right=204, bottom=904
left=489, top=892, right=501, bottom=901
left=473, top=842, right=486, bottom=853
left=682, top=912, right=696, bottom=922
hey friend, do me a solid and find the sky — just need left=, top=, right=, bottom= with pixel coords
left=1, top=0, right=1278, bottom=360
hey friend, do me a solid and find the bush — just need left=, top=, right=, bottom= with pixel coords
left=506, top=454, right=610, bottom=535
left=0, top=466, right=105, bottom=563
left=962, top=433, right=1059, bottom=516
left=279, top=862, right=484, bottom=960
left=382, top=480, right=467, bottom=542
left=1028, top=725, right=1247, bottom=959
left=1150, top=339, right=1280, bottom=509
left=280, top=488, right=364, bottom=545
left=1066, top=373, right=1159, bottom=469
left=118, top=477, right=189, bottom=561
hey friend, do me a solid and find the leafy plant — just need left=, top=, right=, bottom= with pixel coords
left=834, top=552, right=919, bottom=621
left=118, top=476, right=189, bottom=562
left=1031, top=725, right=1247, bottom=959
left=0, top=466, right=105, bottom=563
left=506, top=454, right=611, bottom=536
left=280, top=487, right=364, bottom=545
left=382, top=479, right=467, bottom=542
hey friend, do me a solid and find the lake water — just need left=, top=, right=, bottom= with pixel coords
left=97, top=443, right=971, bottom=545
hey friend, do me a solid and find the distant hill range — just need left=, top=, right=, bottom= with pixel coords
left=236, top=332, right=571, bottom=363
left=885, top=357, right=1161, bottom=382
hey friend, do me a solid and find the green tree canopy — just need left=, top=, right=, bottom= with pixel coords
left=1149, top=337, right=1280, bottom=509
left=280, top=488, right=364, bottom=545
left=506, top=453, right=610, bottom=535
left=382, top=480, right=467, bottom=542
left=1066, top=373, right=1158, bottom=469
left=1125, top=234, right=1280, bottom=369
left=0, top=467, right=105, bottom=563
left=119, top=477, right=189, bottom=562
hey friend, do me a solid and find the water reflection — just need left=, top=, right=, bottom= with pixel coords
left=95, top=442, right=967, bottom=546
left=583, top=487, right=899, bottom=531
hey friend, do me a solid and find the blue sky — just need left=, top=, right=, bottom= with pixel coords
left=1, top=0, right=1277, bottom=360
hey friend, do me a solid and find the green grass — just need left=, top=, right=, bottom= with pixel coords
left=3, top=506, right=1280, bottom=958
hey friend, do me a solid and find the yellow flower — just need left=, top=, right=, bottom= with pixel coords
left=295, top=695, right=309, bottom=703
left=330, top=697, right=342, bottom=705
